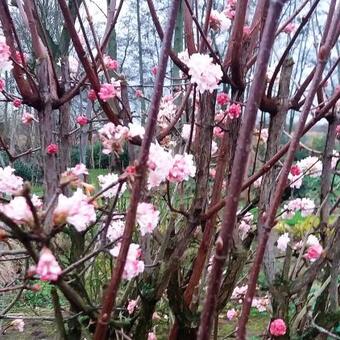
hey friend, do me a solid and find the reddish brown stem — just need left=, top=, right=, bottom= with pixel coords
left=197, top=1, right=288, bottom=338
left=93, top=0, right=181, bottom=338
left=237, top=2, right=339, bottom=338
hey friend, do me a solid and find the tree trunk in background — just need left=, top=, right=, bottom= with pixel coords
left=257, top=58, right=293, bottom=324
left=59, top=57, right=71, bottom=175
left=172, top=0, right=184, bottom=86
left=136, top=0, right=146, bottom=122
left=37, top=58, right=58, bottom=205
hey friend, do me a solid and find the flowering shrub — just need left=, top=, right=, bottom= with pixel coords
left=0, top=1, right=338, bottom=340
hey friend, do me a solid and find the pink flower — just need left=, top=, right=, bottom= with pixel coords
left=209, top=10, right=231, bottom=31
left=148, top=332, right=157, bottom=340
left=13, top=99, right=22, bottom=108
left=305, top=244, right=323, bottom=262
left=187, top=53, right=223, bottom=93
left=106, top=218, right=125, bottom=242
left=224, top=8, right=235, bottom=19
left=243, top=25, right=251, bottom=37
left=283, top=198, right=315, bottom=219
left=127, top=299, right=138, bottom=314
left=226, top=308, right=237, bottom=320
left=217, top=92, right=230, bottom=106
left=2, top=196, right=33, bottom=224
left=98, top=123, right=129, bottom=154
left=98, top=83, right=117, bottom=101
left=290, top=165, right=302, bottom=176
left=22, top=112, right=35, bottom=125
left=76, top=115, right=89, bottom=126
left=36, top=247, right=62, bottom=282
left=53, top=188, right=96, bottom=231
left=167, top=153, right=196, bottom=183
left=69, top=163, right=88, bottom=176
left=147, top=143, right=173, bottom=188
left=227, top=103, right=241, bottom=119
left=88, top=89, right=97, bottom=101
left=110, top=243, right=145, bottom=280
left=283, top=23, right=296, bottom=34
left=135, top=89, right=143, bottom=98
left=151, top=66, right=158, bottom=76
left=0, top=79, right=4, bottom=92
left=103, top=55, right=119, bottom=71
left=10, top=319, right=25, bottom=332
left=136, top=202, right=160, bottom=236
left=0, top=39, right=12, bottom=71
left=0, top=166, right=23, bottom=194
left=277, top=233, right=290, bottom=252
left=213, top=126, right=224, bottom=138
left=46, top=143, right=58, bottom=154
left=269, top=319, right=287, bottom=336
left=252, top=296, right=269, bottom=312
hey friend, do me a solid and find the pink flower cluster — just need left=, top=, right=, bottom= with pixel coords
left=98, top=122, right=145, bottom=154
left=252, top=296, right=269, bottom=312
left=22, top=112, right=36, bottom=125
left=0, top=37, right=12, bottom=73
left=53, top=188, right=96, bottom=232
left=186, top=53, right=223, bottom=93
left=98, top=123, right=129, bottom=154
left=228, top=103, right=241, bottom=119
left=2, top=196, right=33, bottom=225
left=103, top=55, right=119, bottom=71
left=106, top=218, right=125, bottom=242
left=224, top=0, right=237, bottom=20
left=270, top=319, right=287, bottom=336
left=238, top=212, right=253, bottom=240
left=215, top=103, right=242, bottom=122
left=110, top=243, right=144, bottom=280
left=282, top=198, right=315, bottom=219
left=10, top=319, right=25, bottom=332
left=98, top=81, right=121, bottom=101
left=127, top=299, right=138, bottom=314
left=209, top=10, right=231, bottom=31
left=226, top=308, right=237, bottom=320
left=0, top=166, right=23, bottom=194
left=35, top=247, right=62, bottom=282
left=136, top=202, right=160, bottom=236
left=277, top=233, right=290, bottom=252
left=147, top=143, right=196, bottom=189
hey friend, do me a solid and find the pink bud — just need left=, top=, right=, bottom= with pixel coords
left=13, top=99, right=22, bottom=108
left=76, top=116, right=89, bottom=126
left=88, top=89, right=97, bottom=101
left=151, top=66, right=158, bottom=76
left=216, top=92, right=230, bottom=106
left=46, top=144, right=59, bottom=154
left=290, top=165, right=302, bottom=176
